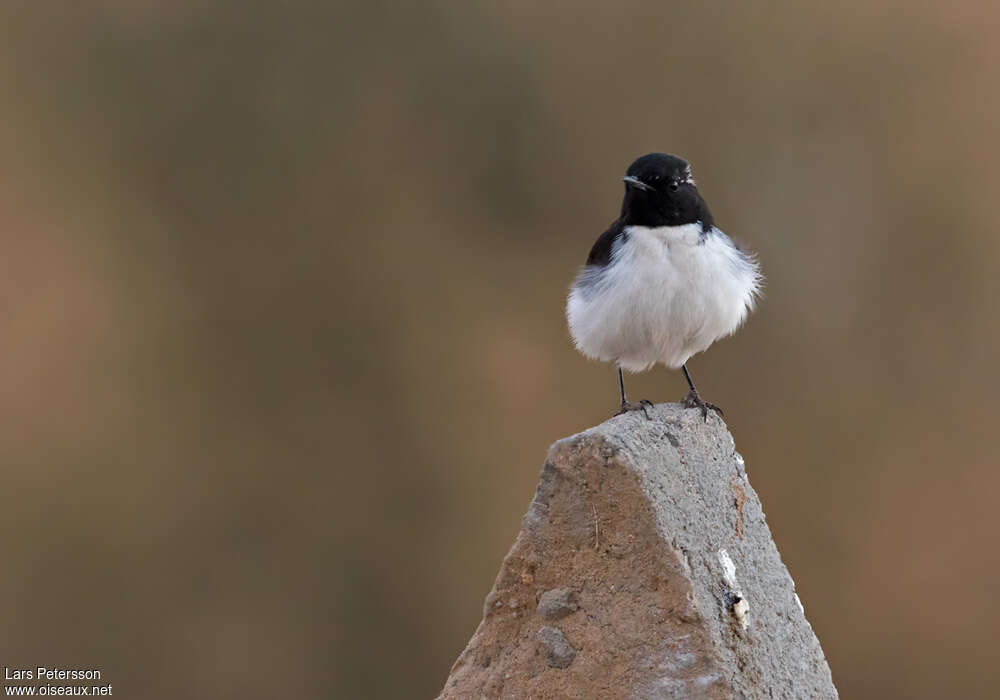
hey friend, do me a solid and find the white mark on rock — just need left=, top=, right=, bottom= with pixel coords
left=733, top=597, right=749, bottom=626
left=693, top=673, right=723, bottom=688
left=794, top=593, right=804, bottom=615
left=718, top=549, right=749, bottom=630
left=718, top=550, right=737, bottom=589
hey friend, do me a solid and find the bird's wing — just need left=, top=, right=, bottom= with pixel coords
left=585, top=219, right=626, bottom=266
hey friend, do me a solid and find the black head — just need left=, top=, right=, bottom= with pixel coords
left=620, top=153, right=714, bottom=230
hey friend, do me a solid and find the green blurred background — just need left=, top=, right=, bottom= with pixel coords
left=1, top=2, right=998, bottom=698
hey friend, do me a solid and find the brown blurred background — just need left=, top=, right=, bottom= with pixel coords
left=0, top=1, right=997, bottom=698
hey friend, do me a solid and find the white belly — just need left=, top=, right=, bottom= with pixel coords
left=566, top=223, right=761, bottom=372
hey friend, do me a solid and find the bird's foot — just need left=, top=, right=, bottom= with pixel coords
left=616, top=399, right=654, bottom=420
left=682, top=390, right=724, bottom=421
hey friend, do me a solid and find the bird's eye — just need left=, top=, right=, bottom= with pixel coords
left=669, top=181, right=680, bottom=191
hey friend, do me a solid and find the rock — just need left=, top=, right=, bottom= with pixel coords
left=437, top=403, right=838, bottom=699
left=536, top=625, right=576, bottom=668
left=536, top=588, right=579, bottom=620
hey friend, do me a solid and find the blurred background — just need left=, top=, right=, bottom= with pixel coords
left=0, top=1, right=997, bottom=698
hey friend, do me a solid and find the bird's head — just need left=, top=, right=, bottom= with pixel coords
left=621, top=153, right=713, bottom=230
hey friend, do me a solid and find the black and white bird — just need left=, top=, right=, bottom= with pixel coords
left=566, top=153, right=762, bottom=419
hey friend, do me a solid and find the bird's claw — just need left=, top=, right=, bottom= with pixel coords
left=616, top=399, right=654, bottom=420
left=682, top=390, right=723, bottom=421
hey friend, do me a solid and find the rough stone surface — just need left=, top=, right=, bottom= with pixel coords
left=438, top=403, right=838, bottom=699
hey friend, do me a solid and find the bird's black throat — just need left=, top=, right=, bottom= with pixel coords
left=620, top=184, right=714, bottom=230
left=584, top=153, right=717, bottom=269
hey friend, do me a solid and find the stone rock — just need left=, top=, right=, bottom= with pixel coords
left=536, top=625, right=577, bottom=668
left=536, top=588, right=579, bottom=620
left=437, top=403, right=838, bottom=699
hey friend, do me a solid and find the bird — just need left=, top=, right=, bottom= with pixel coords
left=566, top=153, right=762, bottom=420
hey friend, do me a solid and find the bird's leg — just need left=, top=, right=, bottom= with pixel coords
left=681, top=364, right=724, bottom=421
left=615, top=366, right=653, bottom=420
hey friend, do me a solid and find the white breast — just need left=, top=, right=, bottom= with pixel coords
left=566, top=223, right=761, bottom=372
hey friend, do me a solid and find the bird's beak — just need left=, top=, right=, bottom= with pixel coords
left=623, top=175, right=653, bottom=192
